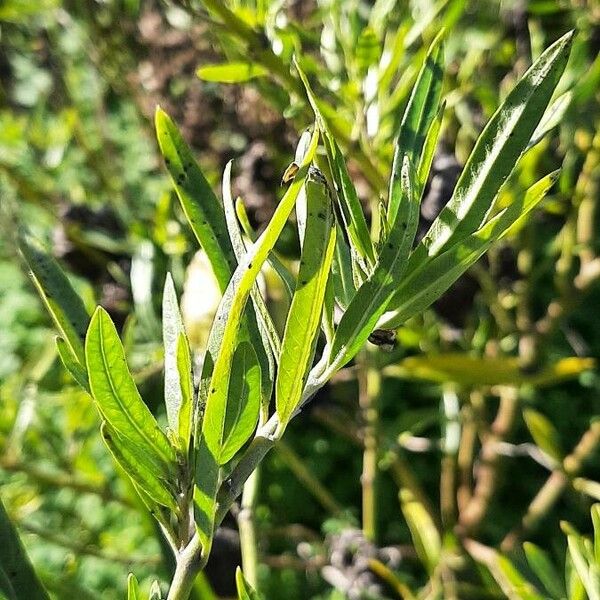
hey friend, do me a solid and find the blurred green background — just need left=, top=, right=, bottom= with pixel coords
left=1, top=1, right=600, bottom=598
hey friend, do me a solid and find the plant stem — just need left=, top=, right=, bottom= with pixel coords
left=238, top=467, right=260, bottom=590
left=358, top=351, right=380, bottom=542
left=456, top=387, right=519, bottom=537
left=167, top=534, right=205, bottom=600
left=501, top=419, right=600, bottom=550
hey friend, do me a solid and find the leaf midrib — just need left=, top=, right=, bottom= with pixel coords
left=96, top=313, right=171, bottom=465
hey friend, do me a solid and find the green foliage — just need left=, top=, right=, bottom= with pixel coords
left=3, top=2, right=600, bottom=600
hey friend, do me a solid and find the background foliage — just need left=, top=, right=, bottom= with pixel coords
left=1, top=0, right=600, bottom=598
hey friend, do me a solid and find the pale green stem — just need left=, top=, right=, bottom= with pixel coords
left=239, top=468, right=260, bottom=589
left=358, top=350, right=380, bottom=542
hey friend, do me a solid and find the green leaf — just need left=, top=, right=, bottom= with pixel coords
left=294, top=56, right=375, bottom=268
left=86, top=307, right=177, bottom=470
left=388, top=31, right=444, bottom=225
left=381, top=170, right=559, bottom=329
left=162, top=273, right=193, bottom=446
left=155, top=107, right=236, bottom=292
left=356, top=27, right=380, bottom=73
left=55, top=336, right=89, bottom=391
left=568, top=535, right=600, bottom=600
left=0, top=497, right=50, bottom=600
left=416, top=31, right=573, bottom=261
left=18, top=232, right=89, bottom=365
left=523, top=542, right=566, bottom=599
left=527, top=90, right=573, bottom=150
left=276, top=167, right=336, bottom=427
left=327, top=156, right=416, bottom=372
left=399, top=488, right=440, bottom=574
left=194, top=128, right=319, bottom=553
left=223, top=161, right=280, bottom=365
left=220, top=341, right=261, bottom=464
left=331, top=224, right=356, bottom=309
left=523, top=409, right=563, bottom=462
left=101, top=422, right=178, bottom=511
left=235, top=198, right=295, bottom=300
left=235, top=567, right=262, bottom=600
left=156, top=109, right=274, bottom=407
left=197, top=62, right=269, bottom=83
left=127, top=573, right=140, bottom=600
left=176, top=333, right=194, bottom=454
left=416, top=100, right=445, bottom=197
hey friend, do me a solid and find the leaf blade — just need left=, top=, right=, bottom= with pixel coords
left=276, top=168, right=336, bottom=426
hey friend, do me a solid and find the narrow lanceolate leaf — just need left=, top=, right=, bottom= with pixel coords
left=276, top=167, right=336, bottom=427
left=156, top=108, right=272, bottom=407
left=162, top=273, right=192, bottom=442
left=155, top=107, right=235, bottom=291
left=523, top=543, right=566, bottom=599
left=400, top=488, right=441, bottom=574
left=197, top=62, right=269, bottom=83
left=55, top=337, right=89, bottom=391
left=126, top=574, right=140, bottom=600
left=388, top=31, right=444, bottom=225
left=101, top=422, right=178, bottom=511
left=220, top=342, right=261, bottom=464
left=236, top=567, right=263, bottom=600
left=326, top=157, right=416, bottom=373
left=417, top=100, right=445, bottom=197
left=223, top=161, right=281, bottom=362
left=294, top=57, right=375, bottom=268
left=195, top=128, right=319, bottom=553
left=18, top=233, right=89, bottom=365
left=416, top=31, right=573, bottom=260
left=176, top=333, right=193, bottom=454
left=380, top=171, right=558, bottom=329
left=86, top=307, right=177, bottom=470
left=235, top=197, right=295, bottom=300
left=0, top=497, right=50, bottom=600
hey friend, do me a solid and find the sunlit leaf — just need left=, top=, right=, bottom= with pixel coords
left=235, top=567, right=262, bottom=600
left=415, top=31, right=573, bottom=261
left=276, top=167, right=336, bottom=427
left=399, top=488, right=440, bottom=574
left=127, top=573, right=140, bottom=600
left=388, top=31, right=444, bottom=225
left=197, top=62, right=269, bottom=83
left=101, top=422, right=178, bottom=511
left=194, top=128, right=319, bottom=553
left=295, top=57, right=375, bottom=268
left=327, top=156, right=416, bottom=372
left=86, top=307, right=176, bottom=470
left=381, top=171, right=559, bottom=328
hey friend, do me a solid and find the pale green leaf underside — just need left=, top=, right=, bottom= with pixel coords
left=162, top=272, right=188, bottom=435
